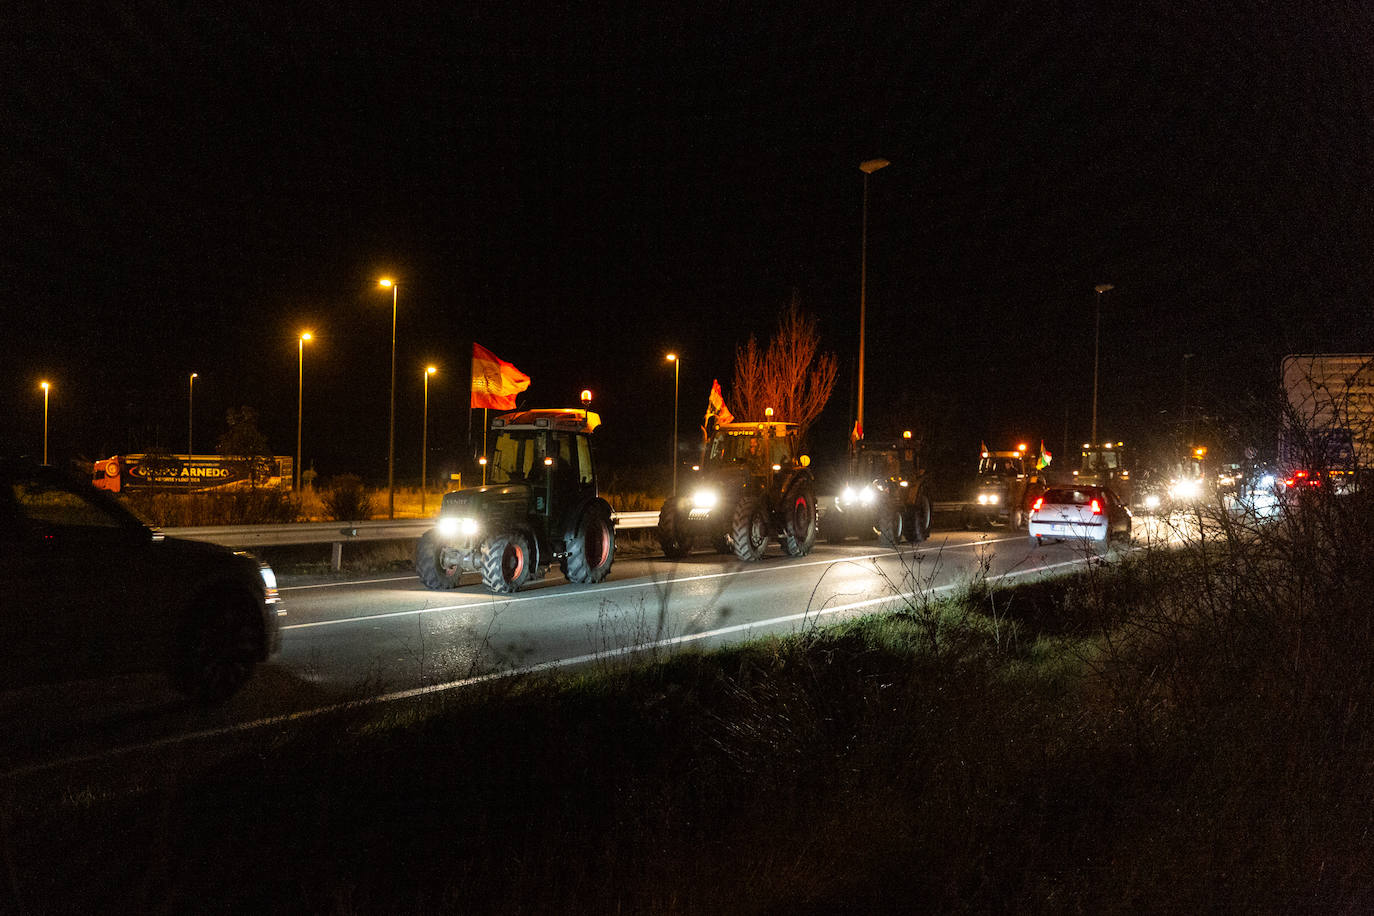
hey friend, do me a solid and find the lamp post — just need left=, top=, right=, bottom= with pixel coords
left=856, top=157, right=890, bottom=451
left=40, top=381, right=50, bottom=465
left=666, top=353, right=680, bottom=495
left=1182, top=352, right=1195, bottom=446
left=1092, top=283, right=1114, bottom=443
left=188, top=372, right=198, bottom=454
left=296, top=332, right=312, bottom=491
left=422, top=365, right=436, bottom=514
left=378, top=278, right=399, bottom=519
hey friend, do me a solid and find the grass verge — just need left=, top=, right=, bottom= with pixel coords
left=7, top=492, right=1374, bottom=912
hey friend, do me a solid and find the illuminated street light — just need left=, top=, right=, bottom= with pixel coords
left=666, top=353, right=680, bottom=495
left=188, top=372, right=198, bottom=454
left=296, top=332, right=312, bottom=491
left=1092, top=283, right=1114, bottom=444
left=422, top=365, right=437, bottom=514
left=856, top=157, right=890, bottom=451
left=378, top=277, right=399, bottom=519
left=39, top=381, right=50, bottom=465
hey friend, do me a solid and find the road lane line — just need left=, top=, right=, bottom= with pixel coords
left=281, top=535, right=1025, bottom=631
left=0, top=555, right=1085, bottom=781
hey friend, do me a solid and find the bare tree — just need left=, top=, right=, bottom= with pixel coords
left=729, top=296, right=838, bottom=442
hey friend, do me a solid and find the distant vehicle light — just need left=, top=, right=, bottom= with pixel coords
left=1259, top=474, right=1275, bottom=489
left=1169, top=478, right=1202, bottom=500
left=1144, top=493, right=1161, bottom=509
left=692, top=489, right=718, bottom=510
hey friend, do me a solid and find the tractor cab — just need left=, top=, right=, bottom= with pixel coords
left=1075, top=440, right=1133, bottom=505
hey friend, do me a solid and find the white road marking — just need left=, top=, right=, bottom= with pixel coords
left=0, top=554, right=1085, bottom=781
left=280, top=536, right=1024, bottom=631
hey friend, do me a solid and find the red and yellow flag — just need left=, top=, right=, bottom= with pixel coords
left=706, top=379, right=734, bottom=426
left=471, top=343, right=531, bottom=410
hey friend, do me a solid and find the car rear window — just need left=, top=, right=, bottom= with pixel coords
left=1042, top=488, right=1096, bottom=506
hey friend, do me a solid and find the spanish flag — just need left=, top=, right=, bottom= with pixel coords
left=471, top=343, right=531, bottom=410
left=706, top=379, right=734, bottom=426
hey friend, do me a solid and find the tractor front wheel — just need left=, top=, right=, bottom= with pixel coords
left=731, top=497, right=768, bottom=562
left=656, top=502, right=691, bottom=559
left=482, top=533, right=532, bottom=593
left=415, top=529, right=463, bottom=590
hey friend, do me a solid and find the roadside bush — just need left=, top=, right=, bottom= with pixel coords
left=122, top=488, right=301, bottom=526
left=321, top=473, right=375, bottom=521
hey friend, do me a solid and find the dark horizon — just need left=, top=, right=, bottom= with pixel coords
left=6, top=3, right=1373, bottom=485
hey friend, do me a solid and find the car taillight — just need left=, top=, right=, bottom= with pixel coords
left=1090, top=498, right=1102, bottom=515
left=1032, top=496, right=1043, bottom=512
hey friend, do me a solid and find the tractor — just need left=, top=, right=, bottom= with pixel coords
left=414, top=408, right=614, bottom=594
left=657, top=419, right=817, bottom=562
left=825, top=432, right=933, bottom=546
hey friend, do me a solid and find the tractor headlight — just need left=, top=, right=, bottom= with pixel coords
left=841, top=486, right=857, bottom=505
left=1143, top=493, right=1161, bottom=510
left=691, top=489, right=718, bottom=510
left=977, top=492, right=999, bottom=505
left=437, top=516, right=479, bottom=539
left=859, top=486, right=876, bottom=505
left=1169, top=479, right=1201, bottom=500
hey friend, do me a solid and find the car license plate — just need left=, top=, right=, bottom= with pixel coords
left=1052, top=524, right=1069, bottom=534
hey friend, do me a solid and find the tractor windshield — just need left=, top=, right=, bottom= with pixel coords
left=487, top=431, right=543, bottom=485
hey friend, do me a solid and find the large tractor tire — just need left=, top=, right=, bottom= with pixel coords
left=780, top=480, right=817, bottom=557
left=415, top=528, right=463, bottom=589
left=482, top=532, right=533, bottom=594
left=564, top=505, right=615, bottom=584
left=656, top=502, right=691, bottom=559
left=906, top=492, right=932, bottom=543
left=731, top=496, right=769, bottom=562
left=878, top=497, right=904, bottom=548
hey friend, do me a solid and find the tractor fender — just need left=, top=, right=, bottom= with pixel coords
left=560, top=496, right=614, bottom=541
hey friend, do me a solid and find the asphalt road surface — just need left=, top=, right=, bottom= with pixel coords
left=2, top=526, right=1168, bottom=778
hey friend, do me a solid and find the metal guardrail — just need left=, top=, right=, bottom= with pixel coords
left=162, top=510, right=662, bottom=571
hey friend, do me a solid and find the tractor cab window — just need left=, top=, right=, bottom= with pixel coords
left=488, top=431, right=542, bottom=485
left=1082, top=450, right=1121, bottom=472
left=979, top=456, right=1023, bottom=476
left=766, top=434, right=792, bottom=468
left=860, top=450, right=900, bottom=480
left=575, top=435, right=594, bottom=486
left=711, top=430, right=762, bottom=465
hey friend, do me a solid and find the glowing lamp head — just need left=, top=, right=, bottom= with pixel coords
left=40, top=381, right=49, bottom=391
left=665, top=353, right=677, bottom=362
left=378, top=277, right=394, bottom=288
left=765, top=407, right=774, bottom=418
left=903, top=430, right=912, bottom=439
left=581, top=389, right=592, bottom=407
left=426, top=365, right=436, bottom=375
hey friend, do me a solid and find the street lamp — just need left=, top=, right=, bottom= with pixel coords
left=856, top=157, right=890, bottom=451
left=422, top=365, right=437, bottom=514
left=378, top=277, right=399, bottom=519
left=39, top=381, right=50, bottom=465
left=188, top=372, right=198, bottom=454
left=666, top=353, right=680, bottom=495
left=296, top=332, right=312, bottom=491
left=1182, top=352, right=1195, bottom=446
left=1092, top=283, right=1114, bottom=443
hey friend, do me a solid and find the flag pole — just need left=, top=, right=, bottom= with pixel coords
left=482, top=408, right=488, bottom=485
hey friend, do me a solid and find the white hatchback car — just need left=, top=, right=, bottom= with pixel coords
left=1027, top=485, right=1131, bottom=551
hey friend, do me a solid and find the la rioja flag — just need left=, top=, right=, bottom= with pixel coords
left=471, top=343, right=531, bottom=410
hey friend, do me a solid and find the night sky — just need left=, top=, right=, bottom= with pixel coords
left=6, top=2, right=1374, bottom=487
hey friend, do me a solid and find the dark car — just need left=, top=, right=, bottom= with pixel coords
left=0, top=459, right=283, bottom=701
left=1027, top=484, right=1132, bottom=552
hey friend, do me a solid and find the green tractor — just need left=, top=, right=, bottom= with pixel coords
left=825, top=433, right=933, bottom=546
left=657, top=420, right=817, bottom=562
left=415, top=408, right=615, bottom=594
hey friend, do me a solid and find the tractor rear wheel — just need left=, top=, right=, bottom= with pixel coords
left=656, top=502, right=691, bottom=559
left=780, top=481, right=817, bottom=557
left=415, top=529, right=463, bottom=589
left=907, top=492, right=932, bottom=543
left=482, top=533, right=532, bottom=593
left=731, top=496, right=768, bottom=562
left=565, top=507, right=615, bottom=583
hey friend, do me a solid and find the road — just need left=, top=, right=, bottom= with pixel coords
left=1, top=526, right=1163, bottom=778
